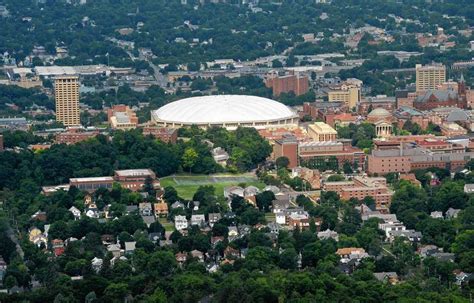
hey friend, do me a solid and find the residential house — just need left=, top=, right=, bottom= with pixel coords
left=85, top=202, right=99, bottom=219
left=51, top=239, right=65, bottom=257
left=212, top=147, right=229, bottom=166
left=445, top=208, right=461, bottom=219
left=208, top=213, right=222, bottom=227
left=228, top=226, right=239, bottom=239
left=224, top=186, right=244, bottom=199
left=91, top=257, right=103, bottom=273
left=141, top=215, right=156, bottom=227
left=336, top=247, right=368, bottom=261
left=454, top=271, right=474, bottom=286
left=417, top=245, right=441, bottom=258
left=263, top=185, right=280, bottom=194
left=174, top=215, right=188, bottom=230
left=276, top=207, right=307, bottom=225
left=211, top=236, right=224, bottom=247
left=31, top=210, right=47, bottom=222
left=224, top=246, right=240, bottom=259
left=28, top=227, right=47, bottom=247
left=464, top=183, right=474, bottom=193
left=191, top=250, right=204, bottom=262
left=0, top=256, right=7, bottom=283
left=107, top=244, right=121, bottom=258
left=101, top=234, right=115, bottom=245
left=69, top=206, right=81, bottom=220
left=125, top=205, right=138, bottom=214
left=388, top=229, right=422, bottom=242
left=244, top=186, right=260, bottom=197
left=287, top=212, right=310, bottom=230
left=139, top=203, right=153, bottom=216
left=175, top=252, right=187, bottom=265
left=190, top=214, right=206, bottom=227
left=124, top=241, right=136, bottom=254
left=373, top=272, right=399, bottom=284
left=430, top=211, right=443, bottom=219
left=272, top=196, right=291, bottom=214
left=171, top=201, right=185, bottom=209
left=317, top=229, right=339, bottom=241
left=267, top=222, right=281, bottom=234
left=379, top=221, right=406, bottom=237
left=148, top=232, right=161, bottom=244
left=154, top=202, right=168, bottom=217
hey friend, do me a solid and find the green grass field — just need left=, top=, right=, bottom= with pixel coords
left=160, top=173, right=265, bottom=200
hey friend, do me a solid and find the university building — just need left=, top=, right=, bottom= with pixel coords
left=54, top=75, right=80, bottom=126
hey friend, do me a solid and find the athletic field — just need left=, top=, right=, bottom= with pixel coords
left=160, top=174, right=265, bottom=200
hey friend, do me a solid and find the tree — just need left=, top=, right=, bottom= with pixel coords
left=279, top=248, right=298, bottom=270
left=255, top=191, right=275, bottom=212
left=275, top=156, right=290, bottom=169
left=272, top=59, right=283, bottom=68
left=182, top=147, right=199, bottom=173
left=343, top=161, right=353, bottom=174
left=104, top=283, right=129, bottom=302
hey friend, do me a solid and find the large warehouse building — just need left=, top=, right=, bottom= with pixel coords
left=151, top=95, right=299, bottom=130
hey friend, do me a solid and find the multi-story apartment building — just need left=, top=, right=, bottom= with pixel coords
left=265, top=71, right=309, bottom=97
left=54, top=75, right=80, bottom=126
left=55, top=128, right=99, bottom=144
left=327, top=79, right=362, bottom=109
left=324, top=176, right=392, bottom=211
left=415, top=63, right=446, bottom=92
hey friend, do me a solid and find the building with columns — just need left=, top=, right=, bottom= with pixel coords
left=367, top=108, right=394, bottom=138
left=374, top=121, right=393, bottom=138
left=307, top=122, right=337, bottom=142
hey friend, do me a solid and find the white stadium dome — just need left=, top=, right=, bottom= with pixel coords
left=151, top=95, right=299, bottom=130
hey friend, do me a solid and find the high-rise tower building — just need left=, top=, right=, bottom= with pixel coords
left=54, top=75, right=80, bottom=126
left=415, top=63, right=446, bottom=92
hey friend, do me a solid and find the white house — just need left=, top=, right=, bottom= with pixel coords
left=191, top=214, right=206, bottom=227
left=68, top=206, right=81, bottom=220
left=175, top=215, right=188, bottom=230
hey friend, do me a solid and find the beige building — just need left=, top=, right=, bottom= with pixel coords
left=307, top=122, right=337, bottom=141
left=108, top=105, right=138, bottom=130
left=415, top=63, right=446, bottom=92
left=327, top=80, right=361, bottom=109
left=55, top=75, right=80, bottom=126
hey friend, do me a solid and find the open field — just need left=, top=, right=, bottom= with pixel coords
left=160, top=173, right=265, bottom=200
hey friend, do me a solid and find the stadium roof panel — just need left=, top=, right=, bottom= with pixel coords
left=151, top=95, right=298, bottom=125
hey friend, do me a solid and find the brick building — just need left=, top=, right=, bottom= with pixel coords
left=367, top=147, right=474, bottom=174
left=108, top=105, right=138, bottom=130
left=265, top=71, right=309, bottom=97
left=69, top=177, right=114, bottom=192
left=358, top=95, right=396, bottom=115
left=273, top=136, right=299, bottom=168
left=142, top=126, right=178, bottom=143
left=298, top=141, right=366, bottom=171
left=55, top=128, right=99, bottom=145
left=114, top=169, right=159, bottom=191
left=324, top=176, right=392, bottom=211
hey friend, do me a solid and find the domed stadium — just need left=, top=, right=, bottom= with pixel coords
left=151, top=95, right=299, bottom=130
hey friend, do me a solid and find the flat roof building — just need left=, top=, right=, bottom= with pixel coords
left=55, top=75, right=80, bottom=126
left=307, top=122, right=337, bottom=142
left=415, top=63, right=446, bottom=92
left=69, top=177, right=114, bottom=192
left=108, top=105, right=138, bottom=130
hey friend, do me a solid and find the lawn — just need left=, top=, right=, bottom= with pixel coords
left=158, top=217, right=175, bottom=232
left=160, top=173, right=265, bottom=200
